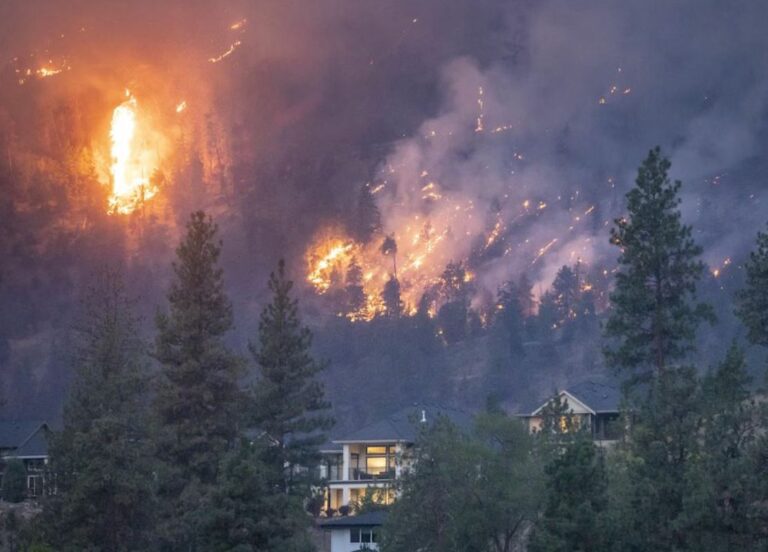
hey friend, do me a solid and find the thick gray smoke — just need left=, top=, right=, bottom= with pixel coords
left=1, top=0, right=767, bottom=418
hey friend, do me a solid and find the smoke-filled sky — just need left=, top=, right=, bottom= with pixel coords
left=1, top=0, right=768, bottom=413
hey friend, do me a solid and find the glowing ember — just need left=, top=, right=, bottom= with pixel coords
left=230, top=19, right=247, bottom=31
left=208, top=41, right=242, bottom=63
left=532, top=238, right=559, bottom=265
left=36, top=67, right=63, bottom=78
left=108, top=92, right=158, bottom=215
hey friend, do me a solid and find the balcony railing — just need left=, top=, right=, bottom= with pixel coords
left=347, top=468, right=396, bottom=481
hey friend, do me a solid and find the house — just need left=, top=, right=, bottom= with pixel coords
left=319, top=405, right=472, bottom=514
left=317, top=405, right=471, bottom=551
left=319, top=510, right=387, bottom=552
left=517, top=380, right=622, bottom=444
left=0, top=420, right=50, bottom=498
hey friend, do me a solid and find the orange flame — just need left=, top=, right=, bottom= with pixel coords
left=108, top=92, right=158, bottom=215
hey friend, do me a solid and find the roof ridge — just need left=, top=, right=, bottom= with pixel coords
left=15, top=421, right=46, bottom=450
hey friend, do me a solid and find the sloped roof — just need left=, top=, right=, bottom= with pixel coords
left=334, top=405, right=473, bottom=444
left=566, top=380, right=621, bottom=413
left=512, top=379, right=621, bottom=416
left=15, top=428, right=49, bottom=457
left=0, top=420, right=49, bottom=458
left=319, top=510, right=387, bottom=528
left=319, top=440, right=343, bottom=453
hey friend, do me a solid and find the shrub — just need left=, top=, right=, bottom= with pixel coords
left=2, top=460, right=27, bottom=503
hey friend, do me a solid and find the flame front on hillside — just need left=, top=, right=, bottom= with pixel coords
left=108, top=91, right=159, bottom=214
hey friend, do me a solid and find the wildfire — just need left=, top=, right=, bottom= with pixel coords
left=208, top=41, right=242, bottom=63
left=307, top=238, right=356, bottom=293
left=532, top=238, right=559, bottom=265
left=107, top=91, right=158, bottom=215
left=36, top=67, right=63, bottom=78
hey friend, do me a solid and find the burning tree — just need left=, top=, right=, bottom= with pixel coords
left=381, top=234, right=398, bottom=277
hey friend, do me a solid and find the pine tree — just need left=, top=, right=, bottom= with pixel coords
left=517, top=274, right=535, bottom=318
left=353, top=183, right=382, bottom=244
left=617, top=365, right=703, bottom=550
left=381, top=235, right=398, bottom=277
left=381, top=276, right=403, bottom=318
left=550, top=265, right=579, bottom=324
left=494, top=280, right=524, bottom=357
left=44, top=269, right=154, bottom=551
left=602, top=149, right=713, bottom=550
left=250, top=259, right=333, bottom=496
left=436, top=262, right=472, bottom=343
left=345, top=256, right=366, bottom=314
left=735, top=225, right=768, bottom=346
left=684, top=345, right=762, bottom=550
left=200, top=438, right=313, bottom=552
left=154, top=211, right=244, bottom=549
left=529, top=438, right=608, bottom=552
left=605, top=147, right=713, bottom=383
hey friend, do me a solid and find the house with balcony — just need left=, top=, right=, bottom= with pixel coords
left=317, top=405, right=472, bottom=551
left=0, top=420, right=50, bottom=498
left=516, top=380, right=622, bottom=444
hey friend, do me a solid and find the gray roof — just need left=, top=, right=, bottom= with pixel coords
left=334, top=405, right=473, bottom=444
left=566, top=380, right=621, bottom=413
left=319, top=510, right=387, bottom=528
left=513, top=379, right=621, bottom=416
left=319, top=440, right=343, bottom=453
left=0, top=421, right=49, bottom=458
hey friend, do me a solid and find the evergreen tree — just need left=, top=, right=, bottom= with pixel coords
left=517, top=274, right=535, bottom=318
left=537, top=393, right=578, bottom=438
left=381, top=235, right=398, bottom=277
left=735, top=225, right=768, bottom=346
left=345, top=256, right=366, bottom=314
left=1, top=460, right=26, bottom=504
left=550, top=265, right=580, bottom=324
left=536, top=291, right=559, bottom=341
left=200, top=438, right=313, bottom=552
left=684, top=345, right=763, bottom=550
left=529, top=438, right=608, bottom=552
left=250, top=259, right=333, bottom=496
left=381, top=414, right=543, bottom=552
left=381, top=276, right=403, bottom=318
left=44, top=269, right=154, bottom=551
left=353, top=183, right=382, bottom=244
left=436, top=262, right=471, bottom=343
left=494, top=280, right=524, bottom=357
left=154, top=211, right=244, bottom=549
left=614, top=366, right=703, bottom=551
left=605, top=147, right=712, bottom=383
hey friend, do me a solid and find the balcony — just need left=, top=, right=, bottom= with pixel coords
left=347, top=467, right=396, bottom=481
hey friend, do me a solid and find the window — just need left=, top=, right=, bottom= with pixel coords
left=365, top=445, right=395, bottom=478
left=350, top=527, right=378, bottom=544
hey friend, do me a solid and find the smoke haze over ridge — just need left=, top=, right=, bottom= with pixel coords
left=1, top=0, right=767, bottom=418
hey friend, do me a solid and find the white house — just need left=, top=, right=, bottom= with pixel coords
left=317, top=405, right=472, bottom=551
left=319, top=510, right=386, bottom=552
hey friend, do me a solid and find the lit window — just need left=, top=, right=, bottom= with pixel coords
left=350, top=527, right=377, bottom=544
